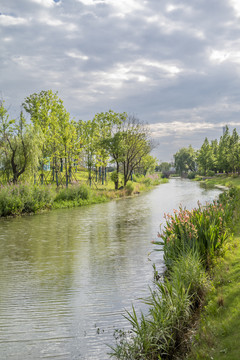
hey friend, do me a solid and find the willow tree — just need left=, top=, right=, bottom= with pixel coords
left=0, top=102, right=40, bottom=183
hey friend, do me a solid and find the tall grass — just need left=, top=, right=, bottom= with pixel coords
left=0, top=184, right=54, bottom=216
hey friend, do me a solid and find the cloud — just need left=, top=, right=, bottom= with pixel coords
left=0, top=14, right=28, bottom=26
left=1, top=0, right=240, bottom=161
left=149, top=121, right=240, bottom=138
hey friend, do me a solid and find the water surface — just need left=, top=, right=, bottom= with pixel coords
left=0, top=179, right=221, bottom=359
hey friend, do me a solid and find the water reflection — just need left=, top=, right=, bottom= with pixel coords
left=0, top=179, right=221, bottom=359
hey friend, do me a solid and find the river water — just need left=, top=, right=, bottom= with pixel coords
left=0, top=179, right=221, bottom=360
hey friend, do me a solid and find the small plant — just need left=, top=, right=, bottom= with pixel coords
left=125, top=181, right=135, bottom=195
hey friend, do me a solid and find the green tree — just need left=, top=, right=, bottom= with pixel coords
left=217, top=127, right=231, bottom=173
left=0, top=102, right=40, bottom=183
left=99, top=111, right=127, bottom=189
left=121, top=116, right=152, bottom=186
left=196, top=137, right=215, bottom=175
left=174, top=146, right=196, bottom=176
left=23, top=90, right=75, bottom=185
left=229, top=128, right=240, bottom=173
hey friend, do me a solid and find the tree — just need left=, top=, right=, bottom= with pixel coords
left=23, top=90, right=76, bottom=185
left=229, top=128, right=240, bottom=173
left=217, top=126, right=231, bottom=173
left=121, top=116, right=152, bottom=186
left=174, top=146, right=196, bottom=175
left=77, top=118, right=99, bottom=186
left=158, top=162, right=171, bottom=173
left=99, top=111, right=127, bottom=189
left=196, top=137, right=215, bottom=175
left=0, top=102, right=40, bottom=183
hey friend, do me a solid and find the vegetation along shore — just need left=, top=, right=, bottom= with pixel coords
left=109, top=185, right=240, bottom=360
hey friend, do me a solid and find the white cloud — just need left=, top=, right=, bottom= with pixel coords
left=31, top=0, right=54, bottom=8
left=66, top=51, right=89, bottom=61
left=149, top=121, right=240, bottom=138
left=0, top=14, right=27, bottom=26
left=229, top=0, right=240, bottom=17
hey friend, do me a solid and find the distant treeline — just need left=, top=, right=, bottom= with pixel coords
left=173, top=127, right=240, bottom=176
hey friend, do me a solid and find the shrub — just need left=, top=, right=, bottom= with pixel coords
left=187, top=172, right=196, bottom=179
left=0, top=184, right=55, bottom=216
left=54, top=184, right=90, bottom=203
left=143, top=177, right=151, bottom=186
left=125, top=181, right=135, bottom=195
left=206, top=170, right=215, bottom=177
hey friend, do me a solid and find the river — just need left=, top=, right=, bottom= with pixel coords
left=0, top=179, right=221, bottom=360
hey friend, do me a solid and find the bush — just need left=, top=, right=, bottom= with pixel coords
left=206, top=170, right=215, bottom=177
left=125, top=181, right=135, bottom=195
left=54, top=184, right=90, bottom=203
left=0, top=184, right=55, bottom=216
left=187, top=172, right=196, bottom=179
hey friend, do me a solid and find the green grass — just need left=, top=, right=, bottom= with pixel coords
left=200, top=174, right=240, bottom=189
left=186, top=223, right=240, bottom=360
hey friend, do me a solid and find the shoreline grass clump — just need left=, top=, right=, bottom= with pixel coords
left=0, top=183, right=55, bottom=216
left=109, top=189, right=237, bottom=360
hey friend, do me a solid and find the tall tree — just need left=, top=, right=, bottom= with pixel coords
left=121, top=116, right=152, bottom=186
left=196, top=137, right=215, bottom=175
left=99, top=111, right=127, bottom=189
left=174, top=146, right=196, bottom=175
left=217, top=126, right=231, bottom=173
left=23, top=90, right=75, bottom=185
left=0, top=102, right=40, bottom=183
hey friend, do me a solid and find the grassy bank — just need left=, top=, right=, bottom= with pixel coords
left=186, top=206, right=240, bottom=360
left=109, top=188, right=238, bottom=360
left=198, top=174, right=240, bottom=189
left=0, top=175, right=168, bottom=217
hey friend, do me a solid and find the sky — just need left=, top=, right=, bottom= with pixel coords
left=1, top=0, right=240, bottom=162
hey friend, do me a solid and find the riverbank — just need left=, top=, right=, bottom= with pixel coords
left=110, top=187, right=239, bottom=360
left=186, top=231, right=240, bottom=360
left=198, top=174, right=240, bottom=189
left=183, top=178, right=240, bottom=360
left=0, top=176, right=168, bottom=217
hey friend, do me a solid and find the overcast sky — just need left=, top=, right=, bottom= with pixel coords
left=1, top=0, right=240, bottom=161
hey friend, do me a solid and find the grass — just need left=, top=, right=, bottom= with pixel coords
left=199, top=174, right=240, bottom=189
left=186, top=234, right=240, bottom=360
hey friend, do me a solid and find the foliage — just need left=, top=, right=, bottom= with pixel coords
left=0, top=103, right=41, bottom=183
left=110, top=189, right=237, bottom=360
left=54, top=184, right=90, bottom=202
left=0, top=184, right=54, bottom=216
left=22, top=90, right=79, bottom=185
left=110, top=252, right=208, bottom=360
left=125, top=181, right=135, bottom=195
left=157, top=199, right=232, bottom=270
left=174, top=146, right=196, bottom=175
left=186, top=216, right=240, bottom=360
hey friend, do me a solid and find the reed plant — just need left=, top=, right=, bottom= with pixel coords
left=110, top=252, right=208, bottom=360
left=156, top=194, right=234, bottom=270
